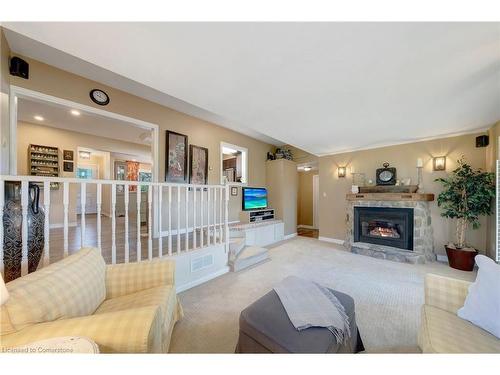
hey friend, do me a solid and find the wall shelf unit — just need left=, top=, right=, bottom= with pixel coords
left=28, top=144, right=60, bottom=189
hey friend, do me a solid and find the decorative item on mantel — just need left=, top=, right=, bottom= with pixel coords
left=416, top=158, right=424, bottom=192
left=351, top=172, right=365, bottom=187
left=375, top=162, right=396, bottom=185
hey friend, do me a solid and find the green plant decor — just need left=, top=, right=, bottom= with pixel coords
left=435, top=157, right=495, bottom=249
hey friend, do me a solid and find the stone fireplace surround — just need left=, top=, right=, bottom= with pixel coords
left=345, top=193, right=436, bottom=264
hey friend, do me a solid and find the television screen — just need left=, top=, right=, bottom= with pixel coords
left=242, top=187, right=268, bottom=210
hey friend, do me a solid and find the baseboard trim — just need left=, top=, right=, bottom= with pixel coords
left=318, top=236, right=345, bottom=245
left=297, top=225, right=317, bottom=229
left=176, top=266, right=230, bottom=293
left=49, top=222, right=77, bottom=229
left=284, top=233, right=298, bottom=240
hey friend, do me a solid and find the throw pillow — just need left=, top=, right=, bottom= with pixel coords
left=457, top=255, right=500, bottom=338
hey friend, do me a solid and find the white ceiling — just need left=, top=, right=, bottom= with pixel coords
left=18, top=97, right=152, bottom=146
left=4, top=23, right=500, bottom=156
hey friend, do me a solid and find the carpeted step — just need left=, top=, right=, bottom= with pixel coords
left=229, top=246, right=269, bottom=272
left=229, top=237, right=246, bottom=260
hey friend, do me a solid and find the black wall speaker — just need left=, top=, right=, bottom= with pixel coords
left=476, top=135, right=489, bottom=148
left=9, top=56, right=29, bottom=79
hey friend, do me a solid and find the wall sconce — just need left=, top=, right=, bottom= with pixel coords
left=433, top=156, right=446, bottom=171
left=338, top=166, right=347, bottom=178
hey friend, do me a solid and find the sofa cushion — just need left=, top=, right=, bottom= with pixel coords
left=96, top=285, right=174, bottom=316
left=420, top=305, right=500, bottom=353
left=4, top=247, right=106, bottom=332
left=95, top=285, right=180, bottom=353
left=0, top=306, right=163, bottom=353
left=457, top=255, right=500, bottom=339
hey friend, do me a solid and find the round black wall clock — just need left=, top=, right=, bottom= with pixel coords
left=89, top=89, right=110, bottom=106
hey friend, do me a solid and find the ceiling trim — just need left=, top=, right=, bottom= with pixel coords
left=316, top=126, right=492, bottom=157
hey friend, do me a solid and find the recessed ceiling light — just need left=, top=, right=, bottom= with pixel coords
left=70, top=109, right=81, bottom=116
left=34, top=115, right=44, bottom=121
left=304, top=166, right=312, bottom=171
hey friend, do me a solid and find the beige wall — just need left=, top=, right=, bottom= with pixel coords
left=266, top=159, right=298, bottom=235
left=297, top=171, right=317, bottom=227
left=0, top=29, right=10, bottom=173
left=8, top=56, right=274, bottom=221
left=17, top=121, right=152, bottom=177
left=319, top=132, right=490, bottom=256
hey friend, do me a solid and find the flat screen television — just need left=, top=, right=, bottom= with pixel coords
left=242, top=187, right=268, bottom=211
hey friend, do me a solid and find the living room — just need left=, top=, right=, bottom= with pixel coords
left=1, top=3, right=499, bottom=375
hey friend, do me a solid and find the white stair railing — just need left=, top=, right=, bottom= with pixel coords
left=0, top=175, right=229, bottom=279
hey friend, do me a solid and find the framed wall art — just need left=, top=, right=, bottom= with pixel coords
left=166, top=130, right=188, bottom=183
left=63, top=161, right=74, bottom=172
left=189, top=145, right=208, bottom=185
left=63, top=150, right=74, bottom=161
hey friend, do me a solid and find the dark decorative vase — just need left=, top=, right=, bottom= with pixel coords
left=3, top=181, right=45, bottom=282
left=445, top=245, right=478, bottom=272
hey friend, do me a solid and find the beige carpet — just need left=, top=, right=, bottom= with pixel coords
left=169, top=237, right=476, bottom=353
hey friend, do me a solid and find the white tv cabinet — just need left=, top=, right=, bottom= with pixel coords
left=229, top=220, right=285, bottom=247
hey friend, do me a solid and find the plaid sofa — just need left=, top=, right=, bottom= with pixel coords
left=0, top=247, right=183, bottom=353
left=418, top=274, right=500, bottom=353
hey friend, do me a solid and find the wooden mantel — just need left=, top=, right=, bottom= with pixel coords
left=346, top=192, right=435, bottom=201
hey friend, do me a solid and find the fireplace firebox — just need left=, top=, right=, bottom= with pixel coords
left=353, top=207, right=413, bottom=250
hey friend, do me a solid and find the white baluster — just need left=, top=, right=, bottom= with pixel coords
left=200, top=187, right=204, bottom=248
left=177, top=186, right=181, bottom=254
left=207, top=187, right=211, bottom=246
left=124, top=187, right=129, bottom=263
left=213, top=187, right=217, bottom=244
left=80, top=182, right=86, bottom=247
left=96, top=183, right=102, bottom=252
left=0, top=180, right=4, bottom=275
left=43, top=181, right=50, bottom=266
left=136, top=185, right=142, bottom=261
left=63, top=182, right=69, bottom=257
left=185, top=186, right=189, bottom=252
left=219, top=187, right=223, bottom=244
left=193, top=186, right=197, bottom=248
left=225, top=185, right=229, bottom=253
left=168, top=186, right=172, bottom=256
left=147, top=185, right=153, bottom=259
left=21, top=181, right=29, bottom=276
left=158, top=185, right=163, bottom=257
left=111, top=183, right=116, bottom=264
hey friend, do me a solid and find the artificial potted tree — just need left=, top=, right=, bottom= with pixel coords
left=435, top=157, right=495, bottom=271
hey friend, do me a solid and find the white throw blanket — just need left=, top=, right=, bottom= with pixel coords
left=274, top=276, right=350, bottom=344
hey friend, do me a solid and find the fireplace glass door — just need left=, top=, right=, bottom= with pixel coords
left=354, top=207, right=413, bottom=250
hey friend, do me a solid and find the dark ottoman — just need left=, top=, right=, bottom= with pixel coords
left=236, top=289, right=365, bottom=353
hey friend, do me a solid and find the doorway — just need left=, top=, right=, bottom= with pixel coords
left=297, top=169, right=319, bottom=238
left=9, top=85, right=161, bottom=244
left=313, top=174, right=319, bottom=229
